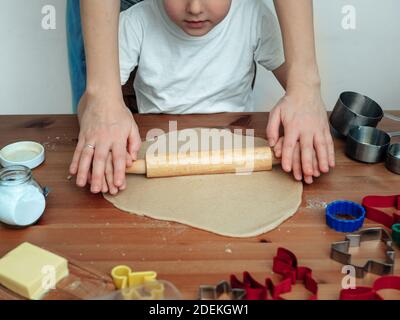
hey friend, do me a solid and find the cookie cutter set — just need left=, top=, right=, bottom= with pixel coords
left=98, top=248, right=319, bottom=301
left=323, top=193, right=400, bottom=287
left=94, top=235, right=397, bottom=300
left=326, top=194, right=400, bottom=274
left=330, top=91, right=400, bottom=173
left=100, top=193, right=400, bottom=300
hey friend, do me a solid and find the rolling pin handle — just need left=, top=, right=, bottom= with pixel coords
left=272, top=154, right=281, bottom=166
left=126, top=159, right=147, bottom=175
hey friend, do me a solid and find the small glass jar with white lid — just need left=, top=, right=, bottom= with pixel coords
left=0, top=165, right=48, bottom=227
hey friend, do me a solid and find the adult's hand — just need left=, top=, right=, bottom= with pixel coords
left=267, top=83, right=335, bottom=183
left=69, top=1, right=143, bottom=194
left=269, top=0, right=336, bottom=183
left=69, top=91, right=141, bottom=193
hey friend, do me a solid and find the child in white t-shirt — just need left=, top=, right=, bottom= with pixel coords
left=119, top=0, right=286, bottom=114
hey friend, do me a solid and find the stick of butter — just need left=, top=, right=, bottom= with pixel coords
left=0, top=242, right=69, bottom=299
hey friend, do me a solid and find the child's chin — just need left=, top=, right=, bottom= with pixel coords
left=182, top=27, right=211, bottom=37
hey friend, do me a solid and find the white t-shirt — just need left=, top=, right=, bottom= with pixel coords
left=119, top=0, right=284, bottom=114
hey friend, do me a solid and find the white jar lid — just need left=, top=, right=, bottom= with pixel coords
left=0, top=141, right=45, bottom=169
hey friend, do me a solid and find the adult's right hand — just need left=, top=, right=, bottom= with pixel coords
left=69, top=91, right=141, bottom=194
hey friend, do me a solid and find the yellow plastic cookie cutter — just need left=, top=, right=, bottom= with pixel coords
left=111, top=265, right=158, bottom=289
left=111, top=265, right=164, bottom=300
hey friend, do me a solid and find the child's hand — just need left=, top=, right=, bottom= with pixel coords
left=273, top=137, right=320, bottom=184
left=87, top=152, right=133, bottom=194
left=266, top=89, right=335, bottom=181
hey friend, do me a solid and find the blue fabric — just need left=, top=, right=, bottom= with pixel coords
left=66, top=0, right=85, bottom=113
left=66, top=0, right=142, bottom=113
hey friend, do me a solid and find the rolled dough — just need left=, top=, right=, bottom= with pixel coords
left=104, top=128, right=303, bottom=237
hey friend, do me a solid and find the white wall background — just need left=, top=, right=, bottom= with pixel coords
left=256, top=0, right=400, bottom=111
left=0, top=0, right=399, bottom=115
left=0, top=0, right=71, bottom=114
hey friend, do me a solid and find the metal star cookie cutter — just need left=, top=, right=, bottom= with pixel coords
left=198, top=281, right=246, bottom=300
left=330, top=227, right=395, bottom=278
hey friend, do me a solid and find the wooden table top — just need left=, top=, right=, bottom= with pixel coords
left=0, top=112, right=399, bottom=300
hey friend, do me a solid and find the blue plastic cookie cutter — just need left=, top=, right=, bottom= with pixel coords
left=326, top=200, right=366, bottom=232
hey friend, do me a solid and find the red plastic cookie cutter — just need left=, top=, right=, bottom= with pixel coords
left=230, top=248, right=318, bottom=300
left=340, top=275, right=400, bottom=300
left=271, top=248, right=318, bottom=300
left=362, top=195, right=400, bottom=228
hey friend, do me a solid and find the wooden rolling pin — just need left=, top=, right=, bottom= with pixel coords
left=126, top=146, right=280, bottom=178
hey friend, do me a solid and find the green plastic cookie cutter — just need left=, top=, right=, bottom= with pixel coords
left=392, top=224, right=400, bottom=246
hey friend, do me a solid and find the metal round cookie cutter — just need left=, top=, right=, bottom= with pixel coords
left=346, top=126, right=400, bottom=164
left=330, top=91, right=400, bottom=138
left=386, top=143, right=400, bottom=174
